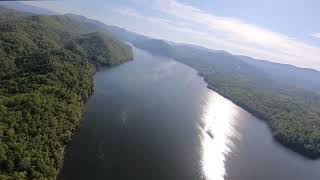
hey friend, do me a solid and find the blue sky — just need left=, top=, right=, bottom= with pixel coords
left=24, top=0, right=320, bottom=69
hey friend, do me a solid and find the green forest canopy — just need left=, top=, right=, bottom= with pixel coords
left=0, top=7, right=132, bottom=179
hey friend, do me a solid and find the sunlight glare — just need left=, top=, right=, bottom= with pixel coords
left=200, top=91, right=240, bottom=180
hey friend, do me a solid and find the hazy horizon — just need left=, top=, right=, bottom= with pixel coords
left=22, top=0, right=320, bottom=70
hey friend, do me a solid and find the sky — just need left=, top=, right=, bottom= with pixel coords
left=24, top=0, right=320, bottom=70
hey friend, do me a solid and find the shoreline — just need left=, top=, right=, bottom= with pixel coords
left=128, top=44, right=320, bottom=160
left=204, top=81, right=319, bottom=160
left=57, top=57, right=134, bottom=179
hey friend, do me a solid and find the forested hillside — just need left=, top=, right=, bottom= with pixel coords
left=65, top=14, right=149, bottom=45
left=0, top=1, right=56, bottom=15
left=0, top=7, right=132, bottom=179
left=0, top=6, right=32, bottom=20
left=125, top=38, right=320, bottom=158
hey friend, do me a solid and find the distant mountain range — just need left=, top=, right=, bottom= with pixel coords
left=65, top=13, right=320, bottom=89
left=0, top=1, right=56, bottom=15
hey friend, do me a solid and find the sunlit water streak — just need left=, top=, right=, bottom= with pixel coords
left=200, top=91, right=241, bottom=180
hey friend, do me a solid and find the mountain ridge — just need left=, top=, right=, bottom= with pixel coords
left=66, top=13, right=320, bottom=74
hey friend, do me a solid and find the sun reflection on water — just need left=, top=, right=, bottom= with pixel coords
left=200, top=91, right=240, bottom=180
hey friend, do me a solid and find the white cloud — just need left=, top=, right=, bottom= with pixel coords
left=112, top=7, right=287, bottom=59
left=112, top=7, right=207, bottom=37
left=311, top=32, right=320, bottom=38
left=129, top=0, right=320, bottom=70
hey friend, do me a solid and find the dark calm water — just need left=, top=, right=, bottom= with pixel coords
left=59, top=47, right=320, bottom=180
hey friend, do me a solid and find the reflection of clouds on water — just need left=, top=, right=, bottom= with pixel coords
left=120, top=111, right=128, bottom=125
left=96, top=140, right=105, bottom=160
left=200, top=91, right=241, bottom=180
left=151, top=61, right=177, bottom=80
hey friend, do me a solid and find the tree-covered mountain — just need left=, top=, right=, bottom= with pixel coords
left=0, top=6, right=33, bottom=21
left=72, top=31, right=133, bottom=66
left=238, top=55, right=320, bottom=92
left=65, top=14, right=149, bottom=45
left=0, top=6, right=132, bottom=179
left=0, top=1, right=56, bottom=15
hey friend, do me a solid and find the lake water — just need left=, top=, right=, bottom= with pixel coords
left=59, top=47, right=320, bottom=180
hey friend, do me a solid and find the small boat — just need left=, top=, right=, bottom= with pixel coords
left=206, top=130, right=214, bottom=139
